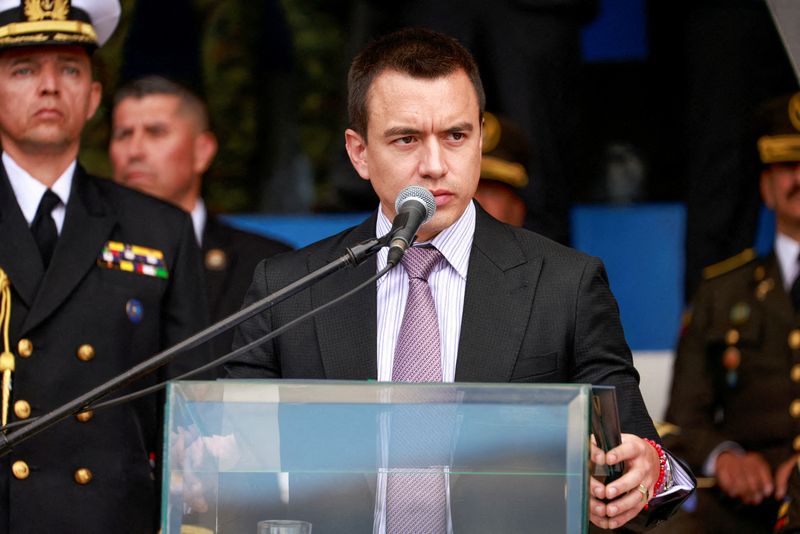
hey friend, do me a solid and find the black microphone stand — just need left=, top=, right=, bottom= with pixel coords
left=0, top=236, right=386, bottom=456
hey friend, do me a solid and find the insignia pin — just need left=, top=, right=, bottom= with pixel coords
left=126, top=298, right=144, bottom=324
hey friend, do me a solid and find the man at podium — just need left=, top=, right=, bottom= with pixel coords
left=227, top=27, right=694, bottom=531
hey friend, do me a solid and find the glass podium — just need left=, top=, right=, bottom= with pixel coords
left=162, top=380, right=590, bottom=533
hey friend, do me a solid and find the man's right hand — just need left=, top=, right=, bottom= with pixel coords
left=774, top=454, right=800, bottom=500
left=715, top=450, right=773, bottom=504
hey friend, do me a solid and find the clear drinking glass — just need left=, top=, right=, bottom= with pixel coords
left=256, top=519, right=312, bottom=534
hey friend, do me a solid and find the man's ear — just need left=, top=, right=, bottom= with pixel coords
left=761, top=169, right=775, bottom=209
left=87, top=81, right=102, bottom=120
left=193, top=131, right=218, bottom=175
left=344, top=128, right=370, bottom=181
left=479, top=114, right=484, bottom=153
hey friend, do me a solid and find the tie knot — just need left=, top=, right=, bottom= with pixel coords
left=38, top=190, right=61, bottom=214
left=401, top=246, right=443, bottom=281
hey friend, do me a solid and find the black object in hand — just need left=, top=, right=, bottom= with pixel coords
left=591, top=385, right=624, bottom=482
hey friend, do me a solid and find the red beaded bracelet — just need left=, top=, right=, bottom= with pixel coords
left=643, top=438, right=667, bottom=509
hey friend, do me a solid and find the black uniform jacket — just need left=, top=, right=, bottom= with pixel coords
left=0, top=163, right=210, bottom=533
left=202, top=215, right=291, bottom=360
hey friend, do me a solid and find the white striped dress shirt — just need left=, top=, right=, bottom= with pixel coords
left=375, top=201, right=476, bottom=382
left=373, top=202, right=474, bottom=534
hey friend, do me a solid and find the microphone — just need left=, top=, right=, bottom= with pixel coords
left=387, top=186, right=436, bottom=266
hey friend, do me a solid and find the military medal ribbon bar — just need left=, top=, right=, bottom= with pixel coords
left=97, top=241, right=169, bottom=279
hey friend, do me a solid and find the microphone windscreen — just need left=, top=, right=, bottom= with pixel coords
left=394, top=186, right=436, bottom=222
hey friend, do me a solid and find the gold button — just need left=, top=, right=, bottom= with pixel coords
left=76, top=344, right=95, bottom=362
left=17, top=339, right=32, bottom=358
left=75, top=410, right=93, bottom=423
left=74, top=467, right=92, bottom=485
left=793, top=365, right=800, bottom=383
left=205, top=248, right=227, bottom=271
left=13, top=400, right=30, bottom=420
left=725, top=329, right=740, bottom=346
left=795, top=435, right=800, bottom=452
left=756, top=279, right=775, bottom=301
left=791, top=331, right=800, bottom=350
left=791, top=400, right=800, bottom=418
left=12, top=460, right=29, bottom=480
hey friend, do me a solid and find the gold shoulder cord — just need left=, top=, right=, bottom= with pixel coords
left=0, top=268, right=14, bottom=428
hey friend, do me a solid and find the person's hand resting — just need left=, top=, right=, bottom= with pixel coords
left=589, top=433, right=661, bottom=530
left=715, top=450, right=773, bottom=505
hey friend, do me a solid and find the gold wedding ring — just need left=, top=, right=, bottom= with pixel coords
left=637, top=484, right=650, bottom=503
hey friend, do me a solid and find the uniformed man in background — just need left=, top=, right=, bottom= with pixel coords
left=109, top=75, right=292, bottom=360
left=473, top=111, right=529, bottom=228
left=662, top=92, right=800, bottom=533
left=776, top=460, right=800, bottom=532
left=0, top=1, right=210, bottom=532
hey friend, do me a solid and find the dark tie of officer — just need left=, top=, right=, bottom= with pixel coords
left=31, top=189, right=61, bottom=268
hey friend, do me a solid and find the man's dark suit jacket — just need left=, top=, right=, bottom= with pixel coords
left=0, top=163, right=210, bottom=533
left=225, top=205, right=689, bottom=531
left=202, top=215, right=291, bottom=360
left=228, top=207, right=655, bottom=435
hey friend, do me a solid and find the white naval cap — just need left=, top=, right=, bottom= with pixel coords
left=0, top=0, right=120, bottom=50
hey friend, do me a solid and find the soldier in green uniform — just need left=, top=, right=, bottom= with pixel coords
left=662, top=92, right=800, bottom=533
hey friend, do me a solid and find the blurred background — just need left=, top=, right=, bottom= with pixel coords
left=81, top=0, right=800, bottom=418
left=85, top=1, right=795, bottom=215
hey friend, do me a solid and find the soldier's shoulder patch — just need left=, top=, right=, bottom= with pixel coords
left=702, top=248, right=757, bottom=281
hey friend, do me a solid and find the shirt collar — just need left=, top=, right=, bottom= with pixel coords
left=375, top=200, right=475, bottom=280
left=190, top=197, right=207, bottom=246
left=3, top=152, right=74, bottom=225
left=775, top=232, right=800, bottom=289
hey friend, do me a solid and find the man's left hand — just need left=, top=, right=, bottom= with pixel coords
left=589, top=433, right=660, bottom=530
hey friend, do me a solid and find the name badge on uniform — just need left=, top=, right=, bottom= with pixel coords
left=97, top=241, right=169, bottom=279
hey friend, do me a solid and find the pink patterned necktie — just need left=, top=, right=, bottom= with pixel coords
left=387, top=246, right=448, bottom=534
left=392, top=246, right=444, bottom=382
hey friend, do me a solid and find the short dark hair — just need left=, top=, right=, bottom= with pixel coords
left=347, top=27, right=485, bottom=140
left=113, top=75, right=211, bottom=131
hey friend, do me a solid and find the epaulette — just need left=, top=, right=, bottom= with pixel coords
left=702, top=248, right=757, bottom=280
left=655, top=421, right=680, bottom=438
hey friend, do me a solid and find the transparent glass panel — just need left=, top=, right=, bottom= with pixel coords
left=162, top=380, right=589, bottom=534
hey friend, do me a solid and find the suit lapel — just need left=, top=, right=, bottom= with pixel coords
left=22, top=168, right=117, bottom=333
left=311, top=215, right=378, bottom=380
left=0, top=164, right=43, bottom=308
left=455, top=209, right=540, bottom=382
